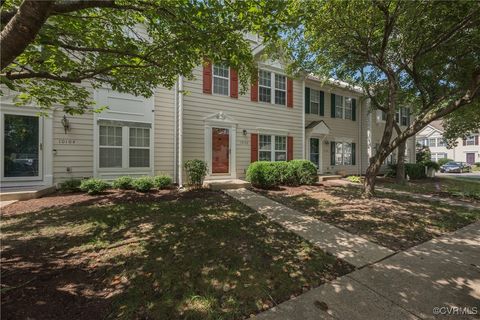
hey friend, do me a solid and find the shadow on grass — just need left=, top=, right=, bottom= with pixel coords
left=1, top=190, right=351, bottom=320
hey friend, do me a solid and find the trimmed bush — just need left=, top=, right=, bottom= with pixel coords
left=80, top=178, right=110, bottom=195
left=58, top=179, right=82, bottom=193
left=154, top=175, right=173, bottom=189
left=132, top=176, right=154, bottom=192
left=246, top=161, right=281, bottom=189
left=346, top=175, right=361, bottom=183
left=184, top=159, right=208, bottom=187
left=474, top=162, right=480, bottom=167
left=112, top=176, right=133, bottom=190
left=423, top=160, right=440, bottom=171
left=287, top=160, right=317, bottom=186
left=386, top=163, right=427, bottom=180
left=438, top=158, right=453, bottom=166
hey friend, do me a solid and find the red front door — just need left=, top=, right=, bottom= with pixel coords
left=212, top=128, right=229, bottom=174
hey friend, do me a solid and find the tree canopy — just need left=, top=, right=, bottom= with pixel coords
left=0, top=0, right=285, bottom=113
left=280, top=0, right=480, bottom=195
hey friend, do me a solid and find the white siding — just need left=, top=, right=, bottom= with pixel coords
left=154, top=87, right=175, bottom=177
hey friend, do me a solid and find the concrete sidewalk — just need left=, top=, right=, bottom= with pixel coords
left=255, top=221, right=480, bottom=320
left=224, top=188, right=394, bottom=268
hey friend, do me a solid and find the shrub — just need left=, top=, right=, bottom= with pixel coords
left=474, top=162, right=480, bottom=167
left=346, top=175, right=362, bottom=183
left=423, top=160, right=440, bottom=171
left=246, top=161, right=282, bottom=189
left=286, top=160, right=318, bottom=186
left=154, top=175, right=173, bottom=189
left=386, top=163, right=427, bottom=180
left=112, top=176, right=133, bottom=190
left=132, top=176, right=154, bottom=192
left=438, top=158, right=454, bottom=166
left=58, top=179, right=82, bottom=193
left=80, top=178, right=110, bottom=195
left=184, top=159, right=208, bottom=187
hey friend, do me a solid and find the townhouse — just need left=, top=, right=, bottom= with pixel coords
left=416, top=120, right=480, bottom=164
left=0, top=38, right=416, bottom=190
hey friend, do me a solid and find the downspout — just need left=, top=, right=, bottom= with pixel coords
left=302, top=78, right=306, bottom=159
left=173, top=79, right=178, bottom=184
left=358, top=97, right=362, bottom=175
left=178, top=75, right=184, bottom=188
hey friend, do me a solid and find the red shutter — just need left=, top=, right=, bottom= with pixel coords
left=287, top=78, right=293, bottom=108
left=287, top=136, right=293, bottom=160
left=230, top=68, right=238, bottom=98
left=475, top=135, right=479, bottom=146
left=250, top=79, right=258, bottom=102
left=251, top=133, right=258, bottom=162
left=203, top=61, right=212, bottom=94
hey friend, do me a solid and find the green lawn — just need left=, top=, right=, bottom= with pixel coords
left=376, top=176, right=480, bottom=201
left=1, top=190, right=351, bottom=320
left=256, top=185, right=480, bottom=251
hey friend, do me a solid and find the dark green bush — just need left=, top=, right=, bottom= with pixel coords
left=246, top=161, right=282, bottom=189
left=112, top=176, right=133, bottom=190
left=80, top=178, right=110, bottom=195
left=423, top=160, right=440, bottom=171
left=438, top=158, right=454, bottom=166
left=132, top=176, right=154, bottom=192
left=286, top=160, right=317, bottom=186
left=58, top=179, right=82, bottom=193
left=184, top=159, right=208, bottom=187
left=154, top=175, right=173, bottom=189
left=386, top=163, right=427, bottom=180
left=474, top=162, right=480, bottom=167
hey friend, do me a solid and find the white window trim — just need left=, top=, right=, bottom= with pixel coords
left=335, top=95, right=353, bottom=120
left=466, top=135, right=477, bottom=146
left=258, top=68, right=288, bottom=107
left=309, top=88, right=321, bottom=115
left=258, top=134, right=287, bottom=161
left=128, top=127, right=151, bottom=168
left=212, top=64, right=230, bottom=96
left=333, top=139, right=354, bottom=166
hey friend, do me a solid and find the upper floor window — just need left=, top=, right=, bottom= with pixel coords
left=334, top=95, right=353, bottom=120
left=310, top=89, right=320, bottom=115
left=466, top=135, right=477, bottom=146
left=400, top=107, right=409, bottom=126
left=258, top=69, right=287, bottom=106
left=213, top=64, right=229, bottom=96
left=428, top=138, right=437, bottom=147
left=259, top=134, right=286, bottom=161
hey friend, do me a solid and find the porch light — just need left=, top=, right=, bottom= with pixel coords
left=243, top=129, right=247, bottom=136
left=61, top=115, right=70, bottom=134
left=324, top=140, right=330, bottom=145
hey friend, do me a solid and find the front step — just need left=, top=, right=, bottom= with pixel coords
left=204, top=179, right=251, bottom=190
left=0, top=185, right=56, bottom=201
left=318, top=175, right=342, bottom=182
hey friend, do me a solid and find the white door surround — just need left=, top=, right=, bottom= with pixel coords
left=204, top=112, right=237, bottom=180
left=0, top=104, right=53, bottom=187
left=305, top=120, right=330, bottom=174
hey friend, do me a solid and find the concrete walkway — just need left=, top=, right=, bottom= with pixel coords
left=224, top=188, right=394, bottom=268
left=255, top=221, right=480, bottom=320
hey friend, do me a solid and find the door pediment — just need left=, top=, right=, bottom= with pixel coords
left=306, top=120, right=330, bottom=136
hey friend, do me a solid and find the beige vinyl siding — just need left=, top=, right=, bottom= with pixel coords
left=52, top=110, right=94, bottom=183
left=153, top=86, right=175, bottom=177
left=182, top=66, right=303, bottom=179
left=304, top=79, right=363, bottom=175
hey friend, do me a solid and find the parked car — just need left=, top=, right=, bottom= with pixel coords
left=439, top=161, right=472, bottom=173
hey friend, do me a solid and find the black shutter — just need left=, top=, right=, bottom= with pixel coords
left=330, top=141, right=336, bottom=165
left=351, top=143, right=356, bottom=165
left=305, top=87, right=310, bottom=114
left=331, top=93, right=336, bottom=118
left=320, top=91, right=325, bottom=116
left=352, top=98, right=356, bottom=121
left=406, top=108, right=410, bottom=126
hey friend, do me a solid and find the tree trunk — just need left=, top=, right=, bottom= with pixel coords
left=396, top=141, right=407, bottom=184
left=363, top=156, right=384, bottom=198
left=0, top=0, right=53, bottom=71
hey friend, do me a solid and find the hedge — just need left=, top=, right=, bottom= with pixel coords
left=246, top=160, right=317, bottom=189
left=386, top=163, right=427, bottom=180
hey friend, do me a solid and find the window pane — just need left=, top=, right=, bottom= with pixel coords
left=259, top=87, right=271, bottom=103
left=259, top=151, right=271, bottom=161
left=335, top=95, right=344, bottom=118
left=213, top=64, right=229, bottom=78
left=429, top=138, right=436, bottom=147
left=311, top=102, right=319, bottom=115
left=275, top=136, right=286, bottom=151
left=310, top=138, right=319, bottom=168
left=275, top=74, right=286, bottom=90
left=100, top=125, right=122, bottom=146
left=343, top=142, right=352, bottom=165
left=259, top=135, right=271, bottom=151
left=129, top=148, right=150, bottom=167
left=275, top=90, right=286, bottom=105
left=259, top=70, right=271, bottom=87
left=130, top=128, right=150, bottom=147
left=213, top=77, right=229, bottom=95
left=275, top=152, right=286, bottom=161
left=310, top=89, right=320, bottom=115
left=99, top=148, right=122, bottom=168
left=335, top=142, right=343, bottom=165
left=344, top=98, right=352, bottom=120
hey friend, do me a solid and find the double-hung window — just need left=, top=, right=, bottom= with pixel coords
left=335, top=95, right=344, bottom=118
left=258, top=69, right=287, bottom=106
left=344, top=98, right=352, bottom=120
left=310, top=89, right=320, bottom=115
left=334, top=142, right=353, bottom=165
left=259, top=70, right=272, bottom=103
left=428, top=138, right=436, bottom=147
left=400, top=107, right=409, bottom=126
left=274, top=74, right=286, bottom=105
left=99, top=126, right=123, bottom=168
left=259, top=134, right=287, bottom=161
left=213, top=64, right=229, bottom=96
left=129, top=127, right=150, bottom=167
left=466, top=135, right=477, bottom=146
left=334, top=95, right=353, bottom=119
left=437, top=138, right=446, bottom=147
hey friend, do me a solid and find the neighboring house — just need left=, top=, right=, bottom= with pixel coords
left=0, top=37, right=416, bottom=189
left=416, top=120, right=480, bottom=164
